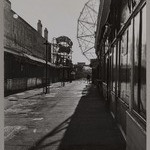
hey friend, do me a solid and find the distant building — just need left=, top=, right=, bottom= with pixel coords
left=73, top=62, right=91, bottom=79
left=77, top=62, right=86, bottom=66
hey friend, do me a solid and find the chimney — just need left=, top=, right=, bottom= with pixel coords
left=37, top=20, right=42, bottom=35
left=4, top=0, right=11, bottom=11
left=44, top=28, right=48, bottom=41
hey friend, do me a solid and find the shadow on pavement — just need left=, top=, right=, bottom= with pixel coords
left=28, top=116, right=72, bottom=150
left=28, top=84, right=126, bottom=150
left=57, top=84, right=126, bottom=150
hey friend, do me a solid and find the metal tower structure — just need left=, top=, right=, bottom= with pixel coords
left=77, top=0, right=99, bottom=61
left=51, top=36, right=73, bottom=66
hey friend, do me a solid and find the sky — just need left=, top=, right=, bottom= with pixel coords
left=10, top=0, right=90, bottom=64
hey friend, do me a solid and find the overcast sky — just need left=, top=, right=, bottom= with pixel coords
left=10, top=0, right=90, bottom=64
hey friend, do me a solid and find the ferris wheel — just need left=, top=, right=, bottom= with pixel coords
left=77, top=0, right=99, bottom=61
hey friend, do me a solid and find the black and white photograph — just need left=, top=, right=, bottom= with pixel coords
left=2, top=0, right=148, bottom=150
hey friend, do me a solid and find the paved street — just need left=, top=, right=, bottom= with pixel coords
left=4, top=80, right=126, bottom=150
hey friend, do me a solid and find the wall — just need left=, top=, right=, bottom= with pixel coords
left=0, top=0, right=4, bottom=149
left=126, top=111, right=146, bottom=150
left=96, top=0, right=147, bottom=149
left=3, top=0, right=61, bottom=96
left=4, top=0, right=48, bottom=60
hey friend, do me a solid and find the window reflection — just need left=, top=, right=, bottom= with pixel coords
left=112, top=45, right=116, bottom=92
left=140, top=5, right=146, bottom=117
left=133, top=5, right=146, bottom=118
left=120, top=30, right=129, bottom=104
left=133, top=12, right=140, bottom=111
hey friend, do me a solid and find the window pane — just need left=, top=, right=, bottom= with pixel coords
left=127, top=25, right=132, bottom=103
left=126, top=27, right=133, bottom=100
left=133, top=12, right=140, bottom=111
left=104, top=55, right=106, bottom=83
left=112, top=45, right=116, bottom=92
left=117, top=41, right=120, bottom=96
left=120, top=30, right=129, bottom=104
left=140, top=6, right=146, bottom=117
left=110, top=54, right=112, bottom=90
left=105, top=55, right=108, bottom=83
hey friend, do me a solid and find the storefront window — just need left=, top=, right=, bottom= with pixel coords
left=105, top=55, right=108, bottom=84
left=112, top=45, right=116, bottom=92
left=133, top=5, right=146, bottom=119
left=120, top=30, right=129, bottom=104
left=109, top=51, right=112, bottom=90
left=117, top=41, right=120, bottom=96
left=127, top=25, right=132, bottom=103
left=133, top=12, right=140, bottom=111
left=104, top=55, right=106, bottom=83
left=140, top=5, right=146, bottom=117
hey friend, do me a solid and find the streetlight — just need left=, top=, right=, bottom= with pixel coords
left=13, top=14, right=18, bottom=19
left=62, top=54, right=65, bottom=86
left=43, top=40, right=51, bottom=94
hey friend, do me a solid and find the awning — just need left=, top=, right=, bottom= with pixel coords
left=4, top=47, right=26, bottom=57
left=24, top=53, right=58, bottom=68
left=4, top=47, right=60, bottom=68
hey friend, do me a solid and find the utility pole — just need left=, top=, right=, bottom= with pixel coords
left=44, top=40, right=49, bottom=94
left=62, top=54, right=65, bottom=87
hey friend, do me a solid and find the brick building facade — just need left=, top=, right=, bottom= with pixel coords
left=4, top=0, right=64, bottom=95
